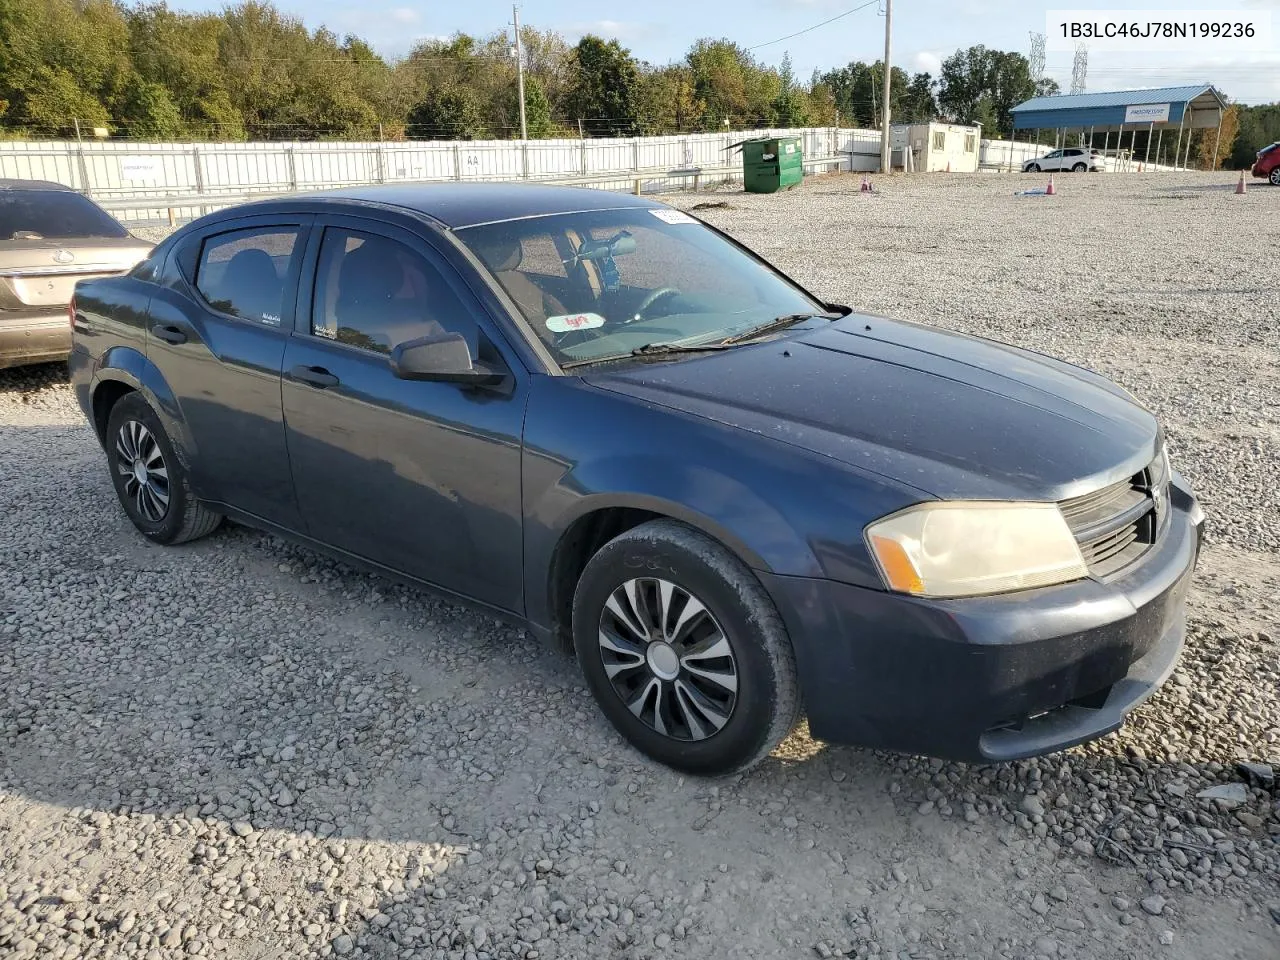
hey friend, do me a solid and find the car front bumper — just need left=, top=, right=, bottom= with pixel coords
left=760, top=473, right=1203, bottom=763
left=0, top=307, right=71, bottom=369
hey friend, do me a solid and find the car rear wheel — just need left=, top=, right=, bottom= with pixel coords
left=572, top=519, right=800, bottom=776
left=1071, top=163, right=1087, bottom=172
left=105, top=392, right=222, bottom=545
left=1270, top=168, right=1280, bottom=186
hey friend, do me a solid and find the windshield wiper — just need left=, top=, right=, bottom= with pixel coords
left=718, top=312, right=842, bottom=345
left=561, top=341, right=737, bottom=370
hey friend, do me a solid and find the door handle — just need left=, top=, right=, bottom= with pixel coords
left=289, top=364, right=339, bottom=389
left=151, top=323, right=188, bottom=345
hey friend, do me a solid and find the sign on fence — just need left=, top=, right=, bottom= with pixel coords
left=119, top=156, right=164, bottom=180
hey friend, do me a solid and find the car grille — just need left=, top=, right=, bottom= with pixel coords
left=1059, top=452, right=1167, bottom=578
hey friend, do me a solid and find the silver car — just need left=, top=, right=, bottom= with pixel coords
left=1022, top=148, right=1107, bottom=173
left=0, top=179, right=151, bottom=369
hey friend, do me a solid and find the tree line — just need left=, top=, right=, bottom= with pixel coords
left=1, top=0, right=1275, bottom=165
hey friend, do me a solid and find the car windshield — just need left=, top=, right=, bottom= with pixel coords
left=0, top=190, right=129, bottom=240
left=456, top=208, right=827, bottom=366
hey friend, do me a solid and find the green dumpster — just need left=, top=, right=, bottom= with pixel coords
left=730, top=136, right=804, bottom=193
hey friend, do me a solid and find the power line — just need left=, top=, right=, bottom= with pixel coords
left=746, top=0, right=882, bottom=52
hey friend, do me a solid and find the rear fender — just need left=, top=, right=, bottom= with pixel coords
left=92, top=346, right=196, bottom=470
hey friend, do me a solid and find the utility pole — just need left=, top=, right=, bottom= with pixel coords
left=512, top=5, right=527, bottom=140
left=880, top=0, right=893, bottom=173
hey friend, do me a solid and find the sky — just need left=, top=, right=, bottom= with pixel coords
left=175, top=0, right=1279, bottom=104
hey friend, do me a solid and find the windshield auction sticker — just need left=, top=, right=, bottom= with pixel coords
left=1047, top=10, right=1271, bottom=50
left=546, top=312, right=606, bottom=333
left=649, top=209, right=698, bottom=225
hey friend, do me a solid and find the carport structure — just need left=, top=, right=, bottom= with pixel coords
left=1010, top=85, right=1229, bottom=171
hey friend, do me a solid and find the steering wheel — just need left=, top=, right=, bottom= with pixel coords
left=627, top=287, right=681, bottom=323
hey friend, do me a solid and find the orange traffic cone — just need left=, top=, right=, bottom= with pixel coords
left=1045, top=175, right=1055, bottom=195
left=1235, top=171, right=1247, bottom=195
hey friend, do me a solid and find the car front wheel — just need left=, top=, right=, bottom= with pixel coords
left=105, top=392, right=223, bottom=545
left=572, top=519, right=800, bottom=776
left=1028, top=163, right=1041, bottom=173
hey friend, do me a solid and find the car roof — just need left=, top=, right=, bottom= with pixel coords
left=287, top=182, right=664, bottom=229
left=0, top=178, right=77, bottom=192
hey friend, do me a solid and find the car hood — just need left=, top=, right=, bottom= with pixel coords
left=585, top=315, right=1160, bottom=502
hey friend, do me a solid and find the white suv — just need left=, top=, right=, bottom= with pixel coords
left=1023, top=148, right=1106, bottom=173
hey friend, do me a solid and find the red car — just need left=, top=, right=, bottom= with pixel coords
left=1253, top=141, right=1280, bottom=185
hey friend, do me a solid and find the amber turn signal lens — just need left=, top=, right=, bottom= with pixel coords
left=869, top=534, right=925, bottom=595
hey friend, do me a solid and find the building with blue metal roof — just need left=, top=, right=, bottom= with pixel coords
left=1010, top=85, right=1229, bottom=169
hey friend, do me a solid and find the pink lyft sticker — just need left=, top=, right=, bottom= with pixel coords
left=546, top=312, right=606, bottom=333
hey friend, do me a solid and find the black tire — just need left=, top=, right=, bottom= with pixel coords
left=1071, top=163, right=1087, bottom=172
left=572, top=519, right=800, bottom=776
left=105, top=392, right=222, bottom=545
left=1270, top=168, right=1280, bottom=186
left=1029, top=163, right=1041, bottom=173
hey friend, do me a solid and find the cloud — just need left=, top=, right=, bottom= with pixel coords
left=388, top=8, right=420, bottom=25
left=911, top=51, right=942, bottom=75
left=560, top=20, right=666, bottom=45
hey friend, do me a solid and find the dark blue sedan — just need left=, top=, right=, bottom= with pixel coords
left=69, top=183, right=1204, bottom=775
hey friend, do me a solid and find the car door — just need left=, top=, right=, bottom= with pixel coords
left=1063, top=148, right=1083, bottom=170
left=281, top=215, right=527, bottom=612
left=1042, top=150, right=1062, bottom=170
left=145, top=214, right=311, bottom=529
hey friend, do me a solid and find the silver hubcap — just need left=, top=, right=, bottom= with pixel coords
left=115, top=419, right=170, bottom=523
left=597, top=578, right=738, bottom=742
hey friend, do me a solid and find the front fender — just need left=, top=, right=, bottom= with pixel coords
left=540, top=460, right=807, bottom=572
left=520, top=377, right=923, bottom=632
left=522, top=449, right=820, bottom=636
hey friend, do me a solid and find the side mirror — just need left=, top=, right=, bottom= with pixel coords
left=390, top=333, right=507, bottom=386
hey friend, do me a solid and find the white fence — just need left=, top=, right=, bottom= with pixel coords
left=2, top=129, right=1190, bottom=226
left=0, top=127, right=883, bottom=224
left=980, top=139, right=1048, bottom=169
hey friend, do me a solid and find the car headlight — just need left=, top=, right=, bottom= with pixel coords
left=865, top=502, right=1087, bottom=599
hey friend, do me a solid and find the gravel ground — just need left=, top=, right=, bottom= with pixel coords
left=2, top=171, right=1277, bottom=960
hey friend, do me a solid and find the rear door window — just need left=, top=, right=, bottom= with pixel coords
left=194, top=227, right=299, bottom=326
left=0, top=190, right=128, bottom=240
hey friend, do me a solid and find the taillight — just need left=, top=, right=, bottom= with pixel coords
left=68, top=295, right=76, bottom=328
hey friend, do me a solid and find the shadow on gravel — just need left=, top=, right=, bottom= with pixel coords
left=0, top=361, right=69, bottom=393
left=1151, top=183, right=1270, bottom=193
